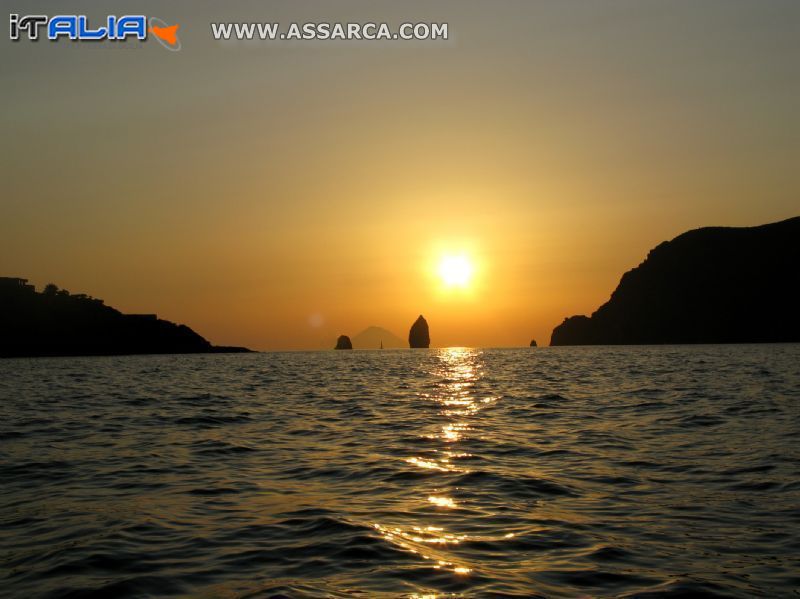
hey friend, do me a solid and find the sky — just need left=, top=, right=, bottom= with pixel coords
left=1, top=0, right=798, bottom=349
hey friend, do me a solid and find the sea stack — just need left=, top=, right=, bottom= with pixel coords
left=408, top=315, right=430, bottom=348
left=530, top=339, right=537, bottom=347
left=334, top=335, right=353, bottom=350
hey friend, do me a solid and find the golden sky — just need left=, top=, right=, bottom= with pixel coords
left=2, top=1, right=799, bottom=349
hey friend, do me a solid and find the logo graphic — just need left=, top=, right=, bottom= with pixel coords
left=149, top=17, right=181, bottom=51
left=10, top=14, right=181, bottom=51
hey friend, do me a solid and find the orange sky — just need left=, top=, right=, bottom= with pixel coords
left=2, top=1, right=798, bottom=349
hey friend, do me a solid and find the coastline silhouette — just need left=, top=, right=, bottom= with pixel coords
left=551, top=216, right=800, bottom=345
left=0, top=279, right=251, bottom=358
left=5, top=216, right=798, bottom=356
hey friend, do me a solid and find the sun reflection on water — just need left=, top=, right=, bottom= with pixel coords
left=373, top=348, right=513, bottom=580
left=369, top=349, right=523, bottom=582
left=406, top=456, right=455, bottom=472
left=427, top=495, right=457, bottom=508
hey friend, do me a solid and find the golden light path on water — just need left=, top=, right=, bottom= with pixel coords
left=374, top=347, right=507, bottom=582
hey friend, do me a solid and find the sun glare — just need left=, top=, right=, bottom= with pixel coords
left=438, top=255, right=473, bottom=288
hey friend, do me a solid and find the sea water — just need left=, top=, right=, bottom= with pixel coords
left=1, top=346, right=799, bottom=597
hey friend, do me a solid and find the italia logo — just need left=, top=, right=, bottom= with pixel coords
left=9, top=14, right=181, bottom=50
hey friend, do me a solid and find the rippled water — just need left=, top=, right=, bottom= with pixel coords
left=1, top=346, right=799, bottom=597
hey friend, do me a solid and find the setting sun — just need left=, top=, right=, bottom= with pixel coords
left=438, top=255, right=473, bottom=288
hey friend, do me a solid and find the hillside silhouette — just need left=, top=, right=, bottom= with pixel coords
left=0, top=278, right=251, bottom=358
left=551, top=216, right=800, bottom=345
left=352, top=326, right=404, bottom=349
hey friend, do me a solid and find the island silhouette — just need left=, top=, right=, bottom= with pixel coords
left=0, top=279, right=251, bottom=358
left=551, top=216, right=800, bottom=345
left=352, top=326, right=404, bottom=349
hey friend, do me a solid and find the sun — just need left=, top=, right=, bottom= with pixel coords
left=438, top=255, right=473, bottom=288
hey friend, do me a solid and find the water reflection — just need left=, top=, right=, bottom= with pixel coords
left=6, top=347, right=798, bottom=597
left=406, top=456, right=455, bottom=472
left=427, top=495, right=457, bottom=508
left=375, top=348, right=503, bottom=580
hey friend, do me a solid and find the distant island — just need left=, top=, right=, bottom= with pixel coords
left=352, top=326, right=404, bottom=349
left=0, top=278, right=252, bottom=358
left=551, top=216, right=800, bottom=345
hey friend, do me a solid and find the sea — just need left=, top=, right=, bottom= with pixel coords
left=1, top=346, right=799, bottom=598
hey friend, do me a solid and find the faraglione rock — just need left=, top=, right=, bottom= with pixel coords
left=529, top=339, right=537, bottom=347
left=334, top=335, right=353, bottom=350
left=408, top=315, right=430, bottom=348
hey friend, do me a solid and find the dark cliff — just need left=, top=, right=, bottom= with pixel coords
left=550, top=216, right=800, bottom=345
left=0, top=278, right=252, bottom=357
left=409, top=315, right=430, bottom=348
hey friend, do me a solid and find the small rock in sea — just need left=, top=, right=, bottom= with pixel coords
left=335, top=335, right=353, bottom=350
